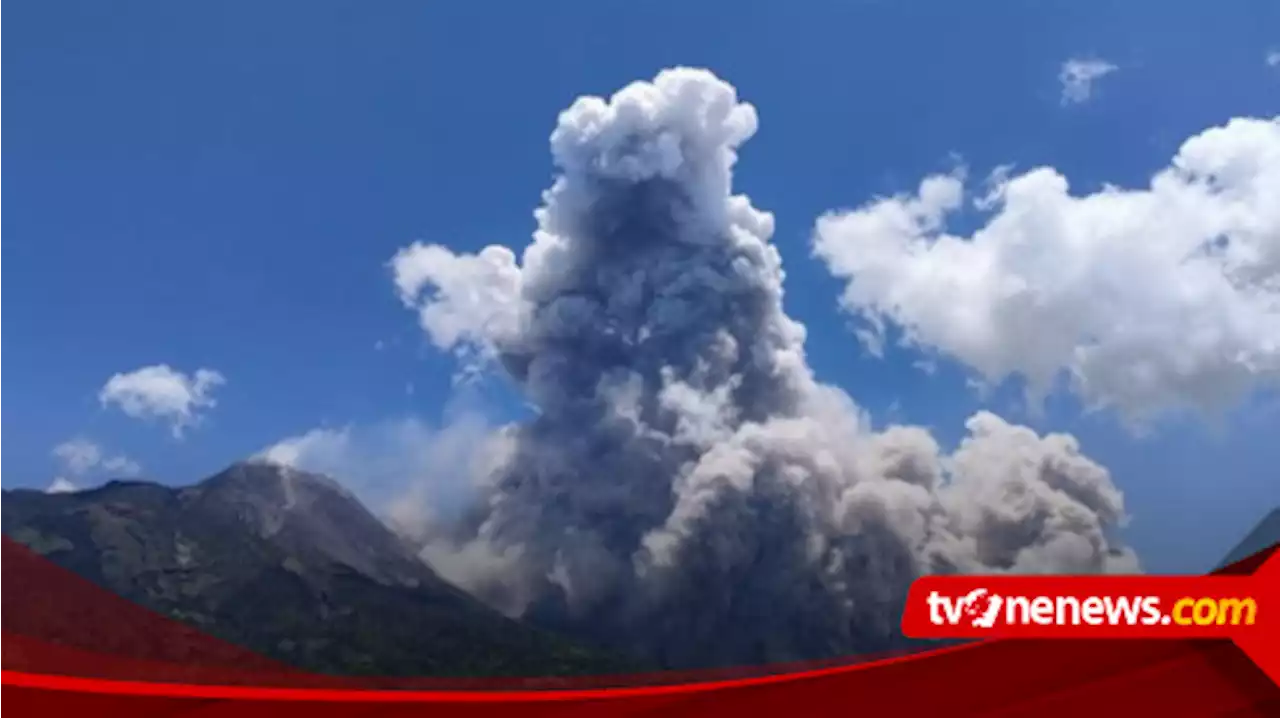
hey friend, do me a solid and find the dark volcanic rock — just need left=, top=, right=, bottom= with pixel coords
left=2, top=462, right=637, bottom=678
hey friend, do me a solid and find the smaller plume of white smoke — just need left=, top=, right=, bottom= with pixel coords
left=256, top=412, right=499, bottom=543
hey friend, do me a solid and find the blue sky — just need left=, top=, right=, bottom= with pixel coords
left=5, top=1, right=1279, bottom=574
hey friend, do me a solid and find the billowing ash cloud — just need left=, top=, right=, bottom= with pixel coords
left=814, top=117, right=1280, bottom=426
left=390, top=68, right=1136, bottom=668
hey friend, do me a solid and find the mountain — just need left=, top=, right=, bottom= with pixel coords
left=1, top=461, right=635, bottom=677
left=2, top=532, right=315, bottom=685
left=1217, top=508, right=1280, bottom=570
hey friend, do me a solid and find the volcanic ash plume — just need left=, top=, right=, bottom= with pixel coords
left=390, top=68, right=1137, bottom=668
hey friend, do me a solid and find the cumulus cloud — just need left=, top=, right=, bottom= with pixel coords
left=813, top=116, right=1280, bottom=425
left=102, top=455, right=144, bottom=475
left=52, top=438, right=104, bottom=475
left=1059, top=58, right=1117, bottom=105
left=1268, top=50, right=1280, bottom=69
left=46, top=477, right=78, bottom=494
left=51, top=438, right=141, bottom=477
left=99, top=365, right=225, bottom=437
left=388, top=68, right=1135, bottom=669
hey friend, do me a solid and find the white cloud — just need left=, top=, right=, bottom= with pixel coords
left=1268, top=50, right=1280, bottom=68
left=101, top=455, right=143, bottom=475
left=1059, top=58, right=1117, bottom=105
left=813, top=115, right=1280, bottom=426
left=52, top=438, right=103, bottom=475
left=51, top=438, right=141, bottom=477
left=46, top=477, right=78, bottom=494
left=99, top=365, right=225, bottom=437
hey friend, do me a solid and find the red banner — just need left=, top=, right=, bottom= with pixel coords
left=902, top=560, right=1276, bottom=640
left=4, top=537, right=1278, bottom=715
left=900, top=556, right=1280, bottom=697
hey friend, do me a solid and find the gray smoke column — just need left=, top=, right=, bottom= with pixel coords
left=390, top=68, right=1137, bottom=668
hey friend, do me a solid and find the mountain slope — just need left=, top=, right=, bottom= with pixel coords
left=1217, top=508, right=1280, bottom=570
left=2, top=462, right=634, bottom=677
left=2, top=533, right=317, bottom=685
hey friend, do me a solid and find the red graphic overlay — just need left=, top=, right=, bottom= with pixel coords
left=903, top=571, right=1274, bottom=638
left=901, top=552, right=1280, bottom=687
left=3, top=536, right=1278, bottom=715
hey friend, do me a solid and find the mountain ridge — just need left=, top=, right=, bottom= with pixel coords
left=1217, top=508, right=1280, bottom=571
left=1, top=461, right=638, bottom=677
